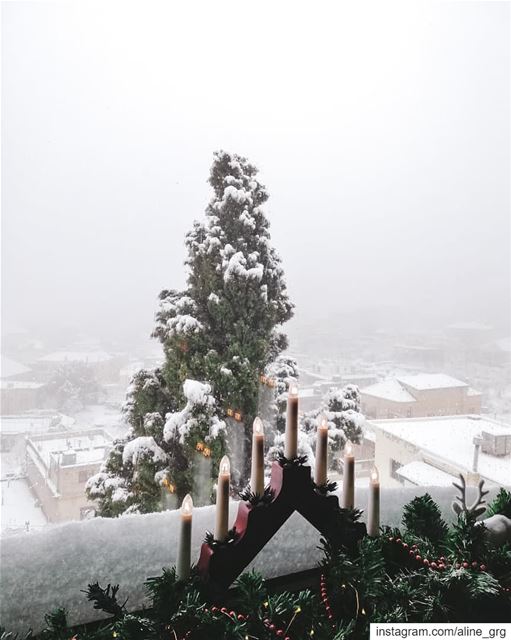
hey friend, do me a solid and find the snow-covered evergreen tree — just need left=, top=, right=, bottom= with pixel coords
left=301, top=384, right=364, bottom=461
left=264, top=355, right=299, bottom=431
left=87, top=151, right=293, bottom=514
left=47, top=363, right=101, bottom=413
left=86, top=379, right=227, bottom=513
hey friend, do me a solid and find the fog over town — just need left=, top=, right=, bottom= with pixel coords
left=1, top=2, right=509, bottom=535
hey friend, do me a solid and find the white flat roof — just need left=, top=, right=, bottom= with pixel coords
left=371, top=415, right=511, bottom=486
left=27, top=431, right=112, bottom=468
left=361, top=379, right=416, bottom=403
left=397, top=461, right=458, bottom=487
left=397, top=373, right=467, bottom=390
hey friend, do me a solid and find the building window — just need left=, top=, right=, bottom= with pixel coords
left=406, top=407, right=413, bottom=417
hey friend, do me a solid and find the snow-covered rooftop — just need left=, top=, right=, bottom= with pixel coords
left=397, top=373, right=467, bottom=390
left=371, top=415, right=511, bottom=486
left=396, top=461, right=458, bottom=487
left=361, top=379, right=416, bottom=403
left=1, top=356, right=31, bottom=379
left=27, top=430, right=112, bottom=468
left=0, top=380, right=45, bottom=390
left=38, top=351, right=113, bottom=364
left=1, top=412, right=75, bottom=435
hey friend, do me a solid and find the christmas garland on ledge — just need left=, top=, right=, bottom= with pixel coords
left=2, top=491, right=510, bottom=640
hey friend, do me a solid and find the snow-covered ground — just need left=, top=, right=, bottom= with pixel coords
left=0, top=478, right=47, bottom=536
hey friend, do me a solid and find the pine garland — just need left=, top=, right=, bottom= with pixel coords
left=4, top=495, right=511, bottom=639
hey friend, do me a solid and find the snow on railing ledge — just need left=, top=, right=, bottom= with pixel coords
left=0, top=485, right=501, bottom=634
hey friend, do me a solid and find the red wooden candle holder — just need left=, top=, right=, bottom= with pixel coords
left=197, top=460, right=366, bottom=590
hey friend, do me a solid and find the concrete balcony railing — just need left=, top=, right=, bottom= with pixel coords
left=0, top=485, right=503, bottom=635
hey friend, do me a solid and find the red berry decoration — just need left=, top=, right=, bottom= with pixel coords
left=229, top=611, right=236, bottom=618
left=211, top=606, right=218, bottom=612
left=472, top=561, right=478, bottom=569
left=276, top=631, right=284, bottom=637
left=423, top=559, right=430, bottom=567
left=438, top=564, right=445, bottom=571
left=269, top=624, right=276, bottom=632
left=480, top=565, right=487, bottom=572
left=403, top=543, right=409, bottom=550
left=221, top=607, right=227, bottom=613
left=462, top=562, right=469, bottom=569
left=431, top=562, right=438, bottom=570
left=396, top=538, right=402, bottom=544
left=416, top=555, right=422, bottom=562
left=409, top=550, right=415, bottom=557
left=389, top=536, right=394, bottom=542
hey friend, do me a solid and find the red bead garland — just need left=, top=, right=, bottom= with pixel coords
left=386, top=535, right=510, bottom=593
left=320, top=573, right=336, bottom=627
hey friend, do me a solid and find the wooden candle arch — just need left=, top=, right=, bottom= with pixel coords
left=197, top=459, right=367, bottom=591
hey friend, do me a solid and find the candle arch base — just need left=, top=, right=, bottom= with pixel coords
left=197, top=459, right=366, bottom=592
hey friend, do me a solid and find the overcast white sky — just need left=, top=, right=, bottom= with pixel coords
left=2, top=1, right=509, bottom=344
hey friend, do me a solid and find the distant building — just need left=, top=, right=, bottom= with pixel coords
left=360, top=373, right=481, bottom=419
left=0, top=411, right=75, bottom=467
left=35, top=350, right=121, bottom=383
left=445, top=322, right=494, bottom=344
left=370, top=415, right=511, bottom=489
left=1, top=356, right=48, bottom=414
left=333, top=373, right=379, bottom=388
left=393, top=344, right=445, bottom=370
left=477, top=337, right=511, bottom=368
left=26, top=429, right=112, bottom=522
left=1, top=380, right=46, bottom=414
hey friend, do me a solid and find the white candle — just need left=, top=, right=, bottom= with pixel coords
left=250, top=417, right=265, bottom=496
left=177, top=494, right=193, bottom=580
left=367, top=466, right=380, bottom=537
left=315, top=414, right=329, bottom=486
left=215, top=455, right=230, bottom=541
left=284, top=383, right=299, bottom=459
left=342, top=441, right=355, bottom=509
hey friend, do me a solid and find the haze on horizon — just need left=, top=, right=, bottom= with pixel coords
left=2, top=1, right=510, bottom=348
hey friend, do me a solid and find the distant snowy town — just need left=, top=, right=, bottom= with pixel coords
left=1, top=319, right=510, bottom=536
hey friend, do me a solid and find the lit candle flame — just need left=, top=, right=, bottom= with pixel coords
left=370, top=466, right=379, bottom=483
left=318, top=414, right=328, bottom=430
left=181, top=493, right=193, bottom=515
left=345, top=441, right=354, bottom=456
left=253, top=417, right=264, bottom=435
left=220, top=455, right=230, bottom=475
left=289, top=383, right=299, bottom=397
